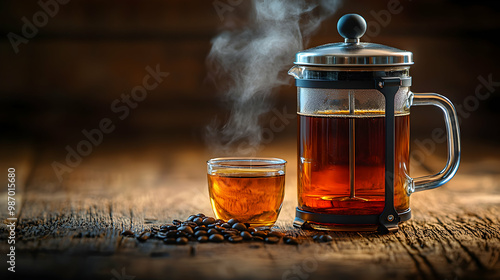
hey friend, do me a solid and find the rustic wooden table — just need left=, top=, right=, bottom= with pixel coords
left=1, top=140, right=499, bottom=280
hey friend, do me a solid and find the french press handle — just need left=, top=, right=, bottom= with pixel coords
left=409, top=92, right=461, bottom=192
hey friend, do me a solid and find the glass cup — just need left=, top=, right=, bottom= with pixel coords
left=207, top=157, right=286, bottom=227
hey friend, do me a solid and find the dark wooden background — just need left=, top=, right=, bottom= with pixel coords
left=0, top=0, right=499, bottom=147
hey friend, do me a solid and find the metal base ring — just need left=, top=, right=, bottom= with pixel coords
left=293, top=207, right=412, bottom=232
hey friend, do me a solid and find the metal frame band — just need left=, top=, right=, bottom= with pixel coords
left=295, top=77, right=412, bottom=89
left=294, top=76, right=412, bottom=233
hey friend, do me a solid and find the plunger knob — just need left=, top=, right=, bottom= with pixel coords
left=337, top=14, right=367, bottom=43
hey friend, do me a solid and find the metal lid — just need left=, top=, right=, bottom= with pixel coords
left=294, top=14, right=413, bottom=67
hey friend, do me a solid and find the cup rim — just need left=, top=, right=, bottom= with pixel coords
left=207, top=157, right=286, bottom=168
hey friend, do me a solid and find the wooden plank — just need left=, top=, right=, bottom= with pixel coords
left=0, top=142, right=35, bottom=223
left=1, top=141, right=499, bottom=280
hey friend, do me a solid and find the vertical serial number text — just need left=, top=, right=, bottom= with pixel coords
left=7, top=167, right=16, bottom=273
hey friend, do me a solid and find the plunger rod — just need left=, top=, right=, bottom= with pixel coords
left=349, top=91, right=355, bottom=199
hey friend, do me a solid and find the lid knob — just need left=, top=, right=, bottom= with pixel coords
left=337, top=14, right=366, bottom=44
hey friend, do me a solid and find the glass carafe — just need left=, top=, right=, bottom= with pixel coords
left=289, top=14, right=460, bottom=232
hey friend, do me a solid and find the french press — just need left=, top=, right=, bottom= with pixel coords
left=288, top=14, right=461, bottom=232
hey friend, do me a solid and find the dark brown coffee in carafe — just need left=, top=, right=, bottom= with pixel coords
left=298, top=110, right=410, bottom=216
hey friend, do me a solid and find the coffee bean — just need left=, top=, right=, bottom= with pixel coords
left=193, top=217, right=204, bottom=225
left=172, top=219, right=182, bottom=225
left=285, top=237, right=300, bottom=245
left=194, top=230, right=208, bottom=237
left=221, top=223, right=231, bottom=228
left=215, top=226, right=226, bottom=231
left=228, top=218, right=239, bottom=225
left=157, top=232, right=167, bottom=239
left=194, top=226, right=207, bottom=232
left=160, top=225, right=176, bottom=232
left=203, top=217, right=216, bottom=225
left=166, top=231, right=178, bottom=238
left=178, top=226, right=194, bottom=235
left=197, top=236, right=208, bottom=243
left=215, top=219, right=224, bottom=224
left=187, top=215, right=197, bottom=222
left=232, top=223, right=247, bottom=231
left=252, top=231, right=267, bottom=238
left=164, top=238, right=176, bottom=244
left=176, top=231, right=188, bottom=238
left=247, top=227, right=256, bottom=232
left=228, top=236, right=243, bottom=243
left=312, top=234, right=333, bottom=243
left=265, top=236, right=280, bottom=244
left=207, top=229, right=220, bottom=235
left=240, top=231, right=253, bottom=240
left=196, top=213, right=206, bottom=218
left=121, top=230, right=134, bottom=236
left=137, top=232, right=150, bottom=242
left=252, top=236, right=264, bottom=242
left=159, top=228, right=168, bottom=233
left=182, top=222, right=197, bottom=228
left=207, top=224, right=217, bottom=229
left=151, top=226, right=160, bottom=232
left=224, top=233, right=237, bottom=239
left=268, top=231, right=285, bottom=238
left=209, top=234, right=224, bottom=242
left=176, top=237, right=189, bottom=245
left=222, top=228, right=238, bottom=233
left=321, top=235, right=333, bottom=242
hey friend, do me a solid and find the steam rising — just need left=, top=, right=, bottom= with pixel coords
left=206, top=0, right=342, bottom=155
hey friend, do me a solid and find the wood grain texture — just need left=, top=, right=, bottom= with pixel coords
left=0, top=140, right=499, bottom=280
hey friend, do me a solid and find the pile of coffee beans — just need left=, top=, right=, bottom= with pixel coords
left=121, top=213, right=332, bottom=245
